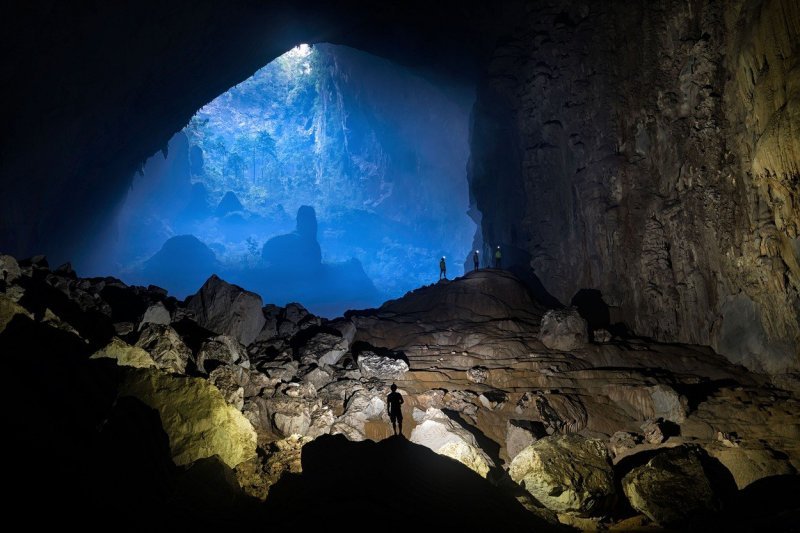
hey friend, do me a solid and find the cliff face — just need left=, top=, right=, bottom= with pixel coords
left=469, top=0, right=799, bottom=373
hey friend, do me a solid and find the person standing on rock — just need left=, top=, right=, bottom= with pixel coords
left=387, top=383, right=404, bottom=436
left=494, top=246, right=502, bottom=269
left=439, top=256, right=447, bottom=280
left=473, top=250, right=480, bottom=271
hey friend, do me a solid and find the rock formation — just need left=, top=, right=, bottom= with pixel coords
left=621, top=445, right=720, bottom=526
left=509, top=434, right=615, bottom=516
left=1, top=256, right=798, bottom=527
left=469, top=0, right=800, bottom=375
left=186, top=274, right=266, bottom=346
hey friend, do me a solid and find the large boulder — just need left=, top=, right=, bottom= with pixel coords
left=0, top=294, right=32, bottom=332
left=505, top=419, right=545, bottom=461
left=135, top=323, right=191, bottom=374
left=208, top=366, right=246, bottom=410
left=138, top=301, right=171, bottom=330
left=331, top=388, right=388, bottom=441
left=298, top=332, right=349, bottom=366
left=248, top=385, right=333, bottom=440
left=196, top=334, right=248, bottom=373
left=410, top=408, right=494, bottom=478
left=608, top=431, right=644, bottom=458
left=621, top=445, right=717, bottom=526
left=539, top=307, right=589, bottom=351
left=509, top=434, right=615, bottom=516
left=186, top=275, right=266, bottom=346
left=119, top=368, right=257, bottom=468
left=234, top=435, right=309, bottom=501
left=706, top=444, right=796, bottom=489
left=0, top=254, right=22, bottom=285
left=91, top=337, right=156, bottom=369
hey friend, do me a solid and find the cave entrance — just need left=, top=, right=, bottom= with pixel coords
left=101, top=43, right=476, bottom=317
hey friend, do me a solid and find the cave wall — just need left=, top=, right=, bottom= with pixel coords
left=469, top=0, right=799, bottom=373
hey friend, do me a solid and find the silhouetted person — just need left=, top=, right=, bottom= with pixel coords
left=473, top=250, right=480, bottom=271
left=494, top=246, right=502, bottom=268
left=439, top=256, right=447, bottom=280
left=387, top=384, right=404, bottom=435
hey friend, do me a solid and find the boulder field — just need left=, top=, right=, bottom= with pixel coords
left=1, top=254, right=797, bottom=528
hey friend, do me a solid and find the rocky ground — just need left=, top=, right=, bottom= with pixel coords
left=1, top=253, right=798, bottom=529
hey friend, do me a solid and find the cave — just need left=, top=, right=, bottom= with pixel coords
left=89, top=42, right=476, bottom=316
left=2, top=0, right=799, bottom=530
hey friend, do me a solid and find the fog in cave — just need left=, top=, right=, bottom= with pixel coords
left=89, top=43, right=476, bottom=316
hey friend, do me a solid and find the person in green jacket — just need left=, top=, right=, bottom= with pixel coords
left=439, top=256, right=447, bottom=280
left=494, top=246, right=502, bottom=268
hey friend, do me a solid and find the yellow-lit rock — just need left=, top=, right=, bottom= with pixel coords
left=90, top=337, right=156, bottom=369
left=119, top=368, right=257, bottom=468
left=0, top=294, right=31, bottom=332
left=509, top=434, right=615, bottom=516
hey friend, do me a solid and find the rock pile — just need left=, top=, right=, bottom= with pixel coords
left=1, top=260, right=797, bottom=528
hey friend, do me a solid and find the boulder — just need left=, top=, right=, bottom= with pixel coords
left=298, top=332, right=349, bottom=366
left=257, top=358, right=299, bottom=383
left=328, top=318, right=356, bottom=344
left=706, top=445, right=796, bottom=489
left=235, top=435, right=309, bottom=500
left=0, top=294, right=32, bottom=332
left=301, top=366, right=335, bottom=391
left=640, top=418, right=669, bottom=444
left=208, top=365, right=246, bottom=409
left=135, top=323, right=191, bottom=374
left=509, top=434, right=615, bottom=516
left=273, top=403, right=311, bottom=437
left=331, top=388, right=389, bottom=441
left=186, top=275, right=266, bottom=346
left=410, top=408, right=493, bottom=478
left=91, top=337, right=156, bottom=369
left=256, top=392, right=333, bottom=439
left=442, top=390, right=479, bottom=417
left=196, top=335, right=249, bottom=373
left=255, top=304, right=281, bottom=342
left=0, top=254, right=22, bottom=284
left=505, top=419, right=545, bottom=461
left=277, top=302, right=321, bottom=338
left=119, top=368, right=257, bottom=468
left=539, top=307, right=588, bottom=351
left=357, top=351, right=409, bottom=379
left=621, top=445, right=717, bottom=526
left=139, top=301, right=171, bottom=330
left=608, top=431, right=643, bottom=458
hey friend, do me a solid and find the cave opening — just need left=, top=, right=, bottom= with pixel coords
left=87, top=43, right=477, bottom=317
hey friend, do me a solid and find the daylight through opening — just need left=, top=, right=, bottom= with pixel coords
left=96, top=43, right=476, bottom=316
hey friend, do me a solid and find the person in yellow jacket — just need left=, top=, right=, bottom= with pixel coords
left=494, top=246, right=502, bottom=268
left=439, top=256, right=447, bottom=280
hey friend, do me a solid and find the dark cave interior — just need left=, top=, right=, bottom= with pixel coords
left=1, top=0, right=798, bottom=529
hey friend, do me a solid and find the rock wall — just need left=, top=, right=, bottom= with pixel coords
left=469, top=0, right=799, bottom=373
